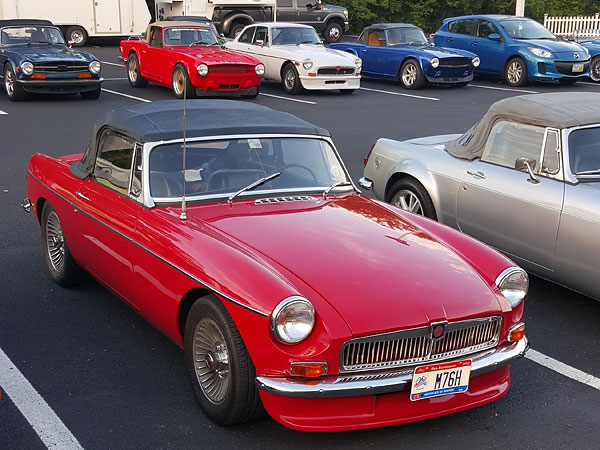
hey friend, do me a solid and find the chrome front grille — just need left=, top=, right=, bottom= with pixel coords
left=254, top=196, right=315, bottom=204
left=33, top=61, right=89, bottom=73
left=340, top=316, right=501, bottom=373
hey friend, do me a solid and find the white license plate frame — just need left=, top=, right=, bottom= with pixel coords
left=410, top=359, right=471, bottom=401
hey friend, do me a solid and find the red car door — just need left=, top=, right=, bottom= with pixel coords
left=142, top=26, right=168, bottom=83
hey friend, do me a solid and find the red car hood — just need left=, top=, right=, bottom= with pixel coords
left=191, top=194, right=503, bottom=337
left=174, top=46, right=258, bottom=65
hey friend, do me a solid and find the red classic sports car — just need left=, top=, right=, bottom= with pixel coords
left=23, top=100, right=529, bottom=431
left=120, top=22, right=264, bottom=98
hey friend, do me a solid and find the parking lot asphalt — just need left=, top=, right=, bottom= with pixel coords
left=1, top=44, right=599, bottom=450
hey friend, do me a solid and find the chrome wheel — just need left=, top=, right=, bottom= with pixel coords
left=172, top=68, right=185, bottom=96
left=284, top=68, right=296, bottom=91
left=507, top=61, right=523, bottom=85
left=392, top=189, right=424, bottom=215
left=45, top=211, right=66, bottom=272
left=192, top=318, right=230, bottom=404
left=590, top=56, right=600, bottom=82
left=70, top=29, right=84, bottom=45
left=401, top=63, right=417, bottom=87
left=5, top=66, right=14, bottom=96
left=328, top=26, right=340, bottom=41
left=128, top=59, right=138, bottom=83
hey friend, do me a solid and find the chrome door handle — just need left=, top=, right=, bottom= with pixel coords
left=471, top=42, right=478, bottom=46
left=467, top=170, right=486, bottom=180
left=76, top=192, right=90, bottom=201
left=142, top=50, right=147, bottom=54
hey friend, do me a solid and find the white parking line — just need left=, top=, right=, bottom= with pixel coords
left=259, top=92, right=316, bottom=104
left=100, top=61, right=125, bottom=67
left=578, top=81, right=600, bottom=86
left=359, top=87, right=440, bottom=101
left=0, top=348, right=84, bottom=450
left=0, top=110, right=7, bottom=115
left=468, top=84, right=539, bottom=94
left=101, top=88, right=151, bottom=103
left=526, top=349, right=600, bottom=391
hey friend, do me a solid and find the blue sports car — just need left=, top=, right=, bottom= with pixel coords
left=433, top=15, right=590, bottom=86
left=330, top=23, right=480, bottom=89
left=0, top=19, right=103, bottom=101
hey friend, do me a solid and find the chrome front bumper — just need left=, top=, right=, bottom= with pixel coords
left=256, top=337, right=528, bottom=398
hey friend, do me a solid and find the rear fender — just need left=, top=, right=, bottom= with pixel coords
left=385, top=159, right=440, bottom=217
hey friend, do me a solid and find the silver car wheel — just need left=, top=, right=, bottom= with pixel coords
left=402, top=63, right=417, bottom=86
left=45, top=210, right=66, bottom=272
left=172, top=67, right=185, bottom=96
left=590, top=56, right=600, bottom=82
left=193, top=317, right=230, bottom=404
left=5, top=66, right=14, bottom=96
left=507, top=61, right=523, bottom=85
left=392, top=190, right=424, bottom=215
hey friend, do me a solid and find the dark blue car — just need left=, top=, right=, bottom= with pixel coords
left=433, top=15, right=590, bottom=86
left=330, top=23, right=480, bottom=89
left=0, top=19, right=103, bottom=101
left=576, top=38, right=600, bottom=82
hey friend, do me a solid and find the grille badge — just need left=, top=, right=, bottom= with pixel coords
left=431, top=321, right=447, bottom=340
left=574, top=53, right=580, bottom=59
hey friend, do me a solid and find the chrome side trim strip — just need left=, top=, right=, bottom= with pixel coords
left=255, top=337, right=529, bottom=398
left=28, top=172, right=269, bottom=318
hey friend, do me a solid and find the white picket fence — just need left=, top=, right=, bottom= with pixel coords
left=544, top=13, right=600, bottom=37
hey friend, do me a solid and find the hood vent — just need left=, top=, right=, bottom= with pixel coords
left=254, top=196, right=316, bottom=205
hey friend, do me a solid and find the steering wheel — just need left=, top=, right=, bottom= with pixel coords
left=279, top=164, right=318, bottom=183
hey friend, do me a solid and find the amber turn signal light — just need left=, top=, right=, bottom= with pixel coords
left=79, top=73, right=92, bottom=78
left=31, top=74, right=46, bottom=79
left=508, top=323, right=525, bottom=342
left=290, top=362, right=327, bottom=378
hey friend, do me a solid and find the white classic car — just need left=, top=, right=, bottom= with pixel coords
left=225, top=22, right=361, bottom=94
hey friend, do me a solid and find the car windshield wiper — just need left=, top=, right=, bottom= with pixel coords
left=227, top=172, right=281, bottom=204
left=297, top=40, right=318, bottom=45
left=575, top=169, right=600, bottom=175
left=322, top=180, right=353, bottom=198
left=27, top=41, right=51, bottom=46
left=189, top=41, right=211, bottom=46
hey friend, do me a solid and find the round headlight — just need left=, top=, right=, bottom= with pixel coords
left=270, top=296, right=315, bottom=344
left=302, top=59, right=313, bottom=70
left=354, top=58, right=362, bottom=71
left=430, top=57, right=440, bottom=69
left=472, top=56, right=481, bottom=68
left=495, top=268, right=528, bottom=308
left=89, top=60, right=101, bottom=74
left=255, top=63, right=265, bottom=76
left=20, top=62, right=34, bottom=75
left=197, top=64, right=208, bottom=77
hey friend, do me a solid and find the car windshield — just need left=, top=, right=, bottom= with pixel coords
left=568, top=126, right=600, bottom=177
left=386, top=27, right=428, bottom=46
left=148, top=137, right=350, bottom=200
left=499, top=19, right=555, bottom=40
left=271, top=27, right=321, bottom=45
left=1, top=26, right=65, bottom=45
left=164, top=27, right=218, bottom=46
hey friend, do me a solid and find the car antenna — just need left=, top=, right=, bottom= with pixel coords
left=180, top=72, right=188, bottom=221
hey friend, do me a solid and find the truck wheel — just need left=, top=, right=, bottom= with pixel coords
left=282, top=63, right=302, bottom=94
left=324, top=22, right=343, bottom=43
left=229, top=22, right=246, bottom=39
left=66, top=26, right=88, bottom=46
left=127, top=53, right=149, bottom=88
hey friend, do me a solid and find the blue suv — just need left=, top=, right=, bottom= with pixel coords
left=433, top=15, right=590, bottom=86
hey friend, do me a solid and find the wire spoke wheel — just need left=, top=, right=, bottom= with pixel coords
left=5, top=67, right=14, bottom=96
left=284, top=69, right=295, bottom=91
left=402, top=63, right=417, bottom=86
left=45, top=211, right=66, bottom=272
left=193, top=318, right=230, bottom=404
left=392, top=189, right=424, bottom=215
left=590, top=57, right=600, bottom=82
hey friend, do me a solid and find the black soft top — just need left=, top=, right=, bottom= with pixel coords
left=0, top=19, right=53, bottom=28
left=71, top=100, right=331, bottom=179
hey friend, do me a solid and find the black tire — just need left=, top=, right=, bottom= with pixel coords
left=41, top=202, right=84, bottom=286
left=590, top=55, right=600, bottom=82
left=387, top=178, right=437, bottom=220
left=505, top=57, right=528, bottom=87
left=339, top=89, right=356, bottom=95
left=80, top=86, right=101, bottom=99
left=127, top=53, right=148, bottom=88
left=4, top=63, right=27, bottom=101
left=558, top=78, right=578, bottom=85
left=184, top=295, right=264, bottom=425
left=282, top=63, right=302, bottom=94
left=171, top=64, right=197, bottom=99
left=323, top=21, right=343, bottom=43
left=229, top=22, right=246, bottom=39
left=241, top=83, right=260, bottom=99
left=399, top=59, right=425, bottom=90
left=65, top=26, right=87, bottom=46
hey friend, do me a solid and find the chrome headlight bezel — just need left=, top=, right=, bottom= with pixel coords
left=270, top=296, right=315, bottom=344
left=197, top=63, right=209, bottom=77
left=302, top=59, right=313, bottom=70
left=528, top=47, right=556, bottom=59
left=89, top=60, right=101, bottom=74
left=20, top=61, right=34, bottom=76
left=430, top=57, right=440, bottom=69
left=495, top=267, right=528, bottom=308
left=472, top=56, right=481, bottom=67
left=354, top=57, right=362, bottom=71
left=255, top=63, right=265, bottom=76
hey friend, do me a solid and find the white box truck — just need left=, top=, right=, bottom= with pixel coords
left=0, top=0, right=151, bottom=46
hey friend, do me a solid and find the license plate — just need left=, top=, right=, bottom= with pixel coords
left=410, top=360, right=471, bottom=401
left=572, top=63, right=584, bottom=73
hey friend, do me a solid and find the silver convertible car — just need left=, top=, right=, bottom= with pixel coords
left=361, top=92, right=600, bottom=301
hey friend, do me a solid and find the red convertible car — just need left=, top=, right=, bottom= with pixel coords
left=23, top=100, right=528, bottom=431
left=120, top=22, right=264, bottom=98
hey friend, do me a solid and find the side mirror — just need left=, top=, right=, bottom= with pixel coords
left=515, top=157, right=540, bottom=184
left=488, top=33, right=501, bottom=41
left=255, top=39, right=264, bottom=46
left=141, top=31, right=147, bottom=40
